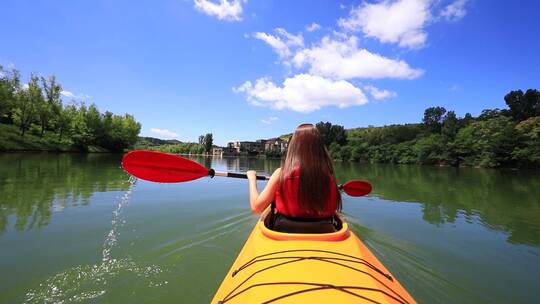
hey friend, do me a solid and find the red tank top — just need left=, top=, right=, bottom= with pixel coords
left=275, top=167, right=338, bottom=218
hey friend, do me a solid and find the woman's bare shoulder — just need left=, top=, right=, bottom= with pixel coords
left=269, top=167, right=281, bottom=180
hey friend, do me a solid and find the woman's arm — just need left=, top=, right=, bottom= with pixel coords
left=246, top=168, right=281, bottom=213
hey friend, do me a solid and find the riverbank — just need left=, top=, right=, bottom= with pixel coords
left=0, top=124, right=110, bottom=152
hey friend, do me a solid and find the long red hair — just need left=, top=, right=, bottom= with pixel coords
left=280, top=123, right=342, bottom=213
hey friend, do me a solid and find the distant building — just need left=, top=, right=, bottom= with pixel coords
left=222, top=147, right=238, bottom=156
left=229, top=141, right=258, bottom=153
left=213, top=146, right=238, bottom=157
left=255, top=139, right=267, bottom=152
left=265, top=138, right=288, bottom=152
left=226, top=137, right=288, bottom=155
left=212, top=147, right=223, bottom=155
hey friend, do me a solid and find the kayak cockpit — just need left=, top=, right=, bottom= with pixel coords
left=260, top=208, right=350, bottom=241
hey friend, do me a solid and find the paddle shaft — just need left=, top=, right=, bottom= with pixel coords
left=211, top=170, right=269, bottom=181
left=212, top=170, right=363, bottom=193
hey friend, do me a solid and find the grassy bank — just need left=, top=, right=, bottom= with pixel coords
left=0, top=124, right=109, bottom=152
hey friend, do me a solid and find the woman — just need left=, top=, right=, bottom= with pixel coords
left=247, top=124, right=341, bottom=232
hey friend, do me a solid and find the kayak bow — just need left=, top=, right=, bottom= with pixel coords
left=212, top=209, right=416, bottom=304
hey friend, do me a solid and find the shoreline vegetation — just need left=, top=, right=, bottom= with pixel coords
left=1, top=66, right=538, bottom=168
left=137, top=89, right=540, bottom=169
left=336, top=89, right=539, bottom=169
left=0, top=66, right=141, bottom=152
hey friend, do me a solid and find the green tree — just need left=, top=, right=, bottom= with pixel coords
left=98, top=111, right=114, bottom=147
left=328, top=142, right=342, bottom=160
left=120, top=114, right=141, bottom=150
left=442, top=111, right=458, bottom=139
left=512, top=117, right=540, bottom=166
left=85, top=104, right=102, bottom=145
left=316, top=121, right=347, bottom=146
left=414, top=134, right=446, bottom=164
left=13, top=75, right=42, bottom=137
left=455, top=116, right=516, bottom=167
left=478, top=108, right=508, bottom=120
left=57, top=103, right=76, bottom=140
left=351, top=144, right=368, bottom=162
left=340, top=145, right=352, bottom=161
left=422, top=106, right=447, bottom=134
left=504, top=89, right=540, bottom=121
left=0, top=66, right=20, bottom=124
left=70, top=103, right=91, bottom=148
left=394, top=142, right=417, bottom=164
left=201, top=133, right=213, bottom=153
left=458, top=112, right=474, bottom=129
left=39, top=75, right=62, bottom=137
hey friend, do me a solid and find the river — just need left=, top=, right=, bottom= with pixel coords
left=0, top=153, right=539, bottom=303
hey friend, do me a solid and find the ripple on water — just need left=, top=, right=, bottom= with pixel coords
left=24, top=176, right=168, bottom=303
left=24, top=257, right=167, bottom=303
left=346, top=216, right=491, bottom=304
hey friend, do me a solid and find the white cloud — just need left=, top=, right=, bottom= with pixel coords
left=253, top=28, right=303, bottom=58
left=261, top=116, right=278, bottom=124
left=150, top=128, right=179, bottom=139
left=193, top=0, right=245, bottom=22
left=305, top=23, right=321, bottom=32
left=292, top=35, right=423, bottom=80
left=22, top=83, right=29, bottom=90
left=364, top=85, right=397, bottom=100
left=61, top=90, right=75, bottom=98
left=338, top=0, right=430, bottom=49
left=60, top=90, right=89, bottom=100
left=234, top=74, right=368, bottom=113
left=275, top=28, right=303, bottom=47
left=440, top=0, right=468, bottom=21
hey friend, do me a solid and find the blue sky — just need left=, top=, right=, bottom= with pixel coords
left=2, top=0, right=539, bottom=145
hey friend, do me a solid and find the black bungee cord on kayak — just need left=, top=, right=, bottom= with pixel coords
left=232, top=249, right=393, bottom=281
left=218, top=282, right=409, bottom=304
left=217, top=249, right=410, bottom=304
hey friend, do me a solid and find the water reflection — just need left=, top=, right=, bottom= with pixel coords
left=334, top=163, right=540, bottom=246
left=199, top=156, right=282, bottom=174
left=205, top=156, right=540, bottom=246
left=1, top=154, right=539, bottom=247
left=0, top=153, right=130, bottom=234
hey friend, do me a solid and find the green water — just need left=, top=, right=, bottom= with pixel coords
left=0, top=153, right=539, bottom=303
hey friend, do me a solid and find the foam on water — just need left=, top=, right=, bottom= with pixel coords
left=24, top=176, right=168, bottom=303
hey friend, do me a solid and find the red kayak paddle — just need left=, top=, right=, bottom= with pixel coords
left=122, top=150, right=269, bottom=183
left=339, top=180, right=373, bottom=197
left=121, top=150, right=372, bottom=197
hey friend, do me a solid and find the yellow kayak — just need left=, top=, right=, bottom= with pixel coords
left=212, top=209, right=416, bottom=304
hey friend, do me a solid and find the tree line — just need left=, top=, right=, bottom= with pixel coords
left=318, top=89, right=540, bottom=168
left=0, top=65, right=141, bottom=151
left=135, top=133, right=213, bottom=155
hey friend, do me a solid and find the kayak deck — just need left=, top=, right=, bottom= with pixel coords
left=212, top=211, right=415, bottom=304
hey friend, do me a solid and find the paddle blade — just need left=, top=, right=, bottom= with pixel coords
left=341, top=180, right=372, bottom=197
left=122, top=150, right=209, bottom=183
